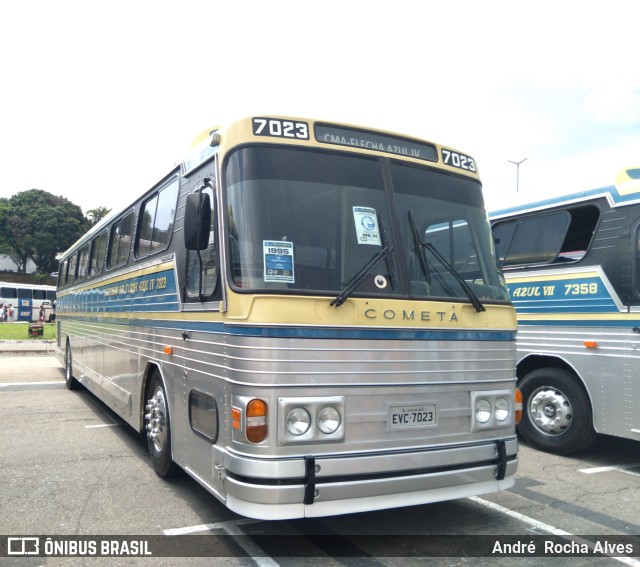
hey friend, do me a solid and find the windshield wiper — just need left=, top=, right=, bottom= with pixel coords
left=407, top=211, right=485, bottom=312
left=331, top=214, right=394, bottom=308
left=330, top=246, right=393, bottom=307
left=408, top=210, right=431, bottom=285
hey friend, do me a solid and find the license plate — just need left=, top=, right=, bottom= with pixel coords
left=388, top=404, right=437, bottom=429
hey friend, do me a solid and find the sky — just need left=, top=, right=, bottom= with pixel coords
left=1, top=0, right=639, bottom=215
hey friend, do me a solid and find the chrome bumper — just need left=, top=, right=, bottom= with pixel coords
left=213, top=438, right=518, bottom=520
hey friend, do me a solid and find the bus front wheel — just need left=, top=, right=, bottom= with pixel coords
left=144, top=373, right=179, bottom=477
left=518, top=368, right=597, bottom=455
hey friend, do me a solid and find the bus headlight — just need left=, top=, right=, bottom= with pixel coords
left=286, top=408, right=311, bottom=436
left=475, top=399, right=492, bottom=424
left=495, top=397, right=510, bottom=422
left=471, top=389, right=515, bottom=431
left=317, top=406, right=341, bottom=434
left=278, top=396, right=345, bottom=445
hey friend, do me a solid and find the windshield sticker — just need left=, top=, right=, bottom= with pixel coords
left=374, top=275, right=388, bottom=289
left=263, top=241, right=295, bottom=283
left=353, top=206, right=381, bottom=246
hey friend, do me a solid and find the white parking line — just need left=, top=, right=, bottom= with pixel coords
left=163, top=518, right=257, bottom=535
left=164, top=519, right=279, bottom=567
left=0, top=380, right=65, bottom=387
left=579, top=464, right=640, bottom=478
left=84, top=423, right=119, bottom=429
left=470, top=496, right=640, bottom=567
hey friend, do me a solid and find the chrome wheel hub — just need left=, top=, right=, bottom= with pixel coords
left=529, top=387, right=572, bottom=435
left=145, top=388, right=167, bottom=453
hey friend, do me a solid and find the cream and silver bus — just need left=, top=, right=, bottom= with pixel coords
left=56, top=116, right=518, bottom=519
left=490, top=168, right=640, bottom=454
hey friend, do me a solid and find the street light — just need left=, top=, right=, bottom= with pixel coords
left=508, top=158, right=528, bottom=193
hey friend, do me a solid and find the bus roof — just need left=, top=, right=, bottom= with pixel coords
left=490, top=167, right=640, bottom=220
left=0, top=281, right=55, bottom=290
left=181, top=116, right=480, bottom=179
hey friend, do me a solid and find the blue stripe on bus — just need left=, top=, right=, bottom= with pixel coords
left=511, top=302, right=619, bottom=314
left=57, top=268, right=179, bottom=313
left=67, top=316, right=516, bottom=341
left=506, top=276, right=618, bottom=314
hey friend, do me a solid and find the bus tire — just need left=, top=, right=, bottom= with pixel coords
left=64, top=342, right=79, bottom=391
left=145, top=373, right=180, bottom=477
left=518, top=368, right=597, bottom=455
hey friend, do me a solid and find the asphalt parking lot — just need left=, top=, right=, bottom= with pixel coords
left=1, top=354, right=639, bottom=566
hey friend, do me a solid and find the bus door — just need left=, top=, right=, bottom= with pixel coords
left=17, top=288, right=32, bottom=322
left=180, top=181, right=224, bottom=492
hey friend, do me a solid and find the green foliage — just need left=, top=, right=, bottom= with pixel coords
left=0, top=189, right=90, bottom=274
left=0, top=322, right=56, bottom=340
left=86, top=206, right=111, bottom=226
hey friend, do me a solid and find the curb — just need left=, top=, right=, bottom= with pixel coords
left=0, top=340, right=56, bottom=355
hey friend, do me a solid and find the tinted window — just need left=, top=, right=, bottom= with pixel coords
left=1, top=287, right=17, bottom=299
left=108, top=210, right=134, bottom=269
left=76, top=244, right=90, bottom=282
left=68, top=254, right=78, bottom=283
left=226, top=146, right=508, bottom=302
left=189, top=390, right=218, bottom=443
left=89, top=231, right=108, bottom=277
left=136, top=179, right=179, bottom=258
left=58, top=261, right=67, bottom=288
left=493, top=205, right=599, bottom=267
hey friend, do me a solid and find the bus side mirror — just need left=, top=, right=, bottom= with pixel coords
left=184, top=192, right=212, bottom=251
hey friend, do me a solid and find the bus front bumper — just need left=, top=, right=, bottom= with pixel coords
left=214, top=438, right=518, bottom=520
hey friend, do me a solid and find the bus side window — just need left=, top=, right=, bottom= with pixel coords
left=634, top=222, right=640, bottom=303
left=58, top=261, right=67, bottom=288
left=108, top=210, right=135, bottom=269
left=493, top=206, right=599, bottom=268
left=76, top=243, right=90, bottom=282
left=33, top=289, right=46, bottom=300
left=68, top=253, right=78, bottom=283
left=136, top=179, right=179, bottom=259
left=186, top=185, right=218, bottom=300
left=89, top=231, right=108, bottom=277
left=494, top=212, right=570, bottom=267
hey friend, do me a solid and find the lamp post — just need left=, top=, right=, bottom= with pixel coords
left=508, top=158, right=528, bottom=193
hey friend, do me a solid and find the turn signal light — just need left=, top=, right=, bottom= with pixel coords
left=514, top=388, right=523, bottom=425
left=584, top=340, right=598, bottom=349
left=231, top=407, right=242, bottom=430
left=246, top=399, right=268, bottom=443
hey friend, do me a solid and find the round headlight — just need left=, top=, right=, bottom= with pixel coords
left=317, top=406, right=341, bottom=434
left=495, top=397, right=510, bottom=421
left=286, top=408, right=311, bottom=436
left=475, top=399, right=492, bottom=424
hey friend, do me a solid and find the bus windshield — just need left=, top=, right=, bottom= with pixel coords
left=225, top=146, right=508, bottom=302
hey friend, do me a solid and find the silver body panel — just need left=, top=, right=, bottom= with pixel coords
left=56, top=318, right=517, bottom=519
left=516, top=324, right=640, bottom=440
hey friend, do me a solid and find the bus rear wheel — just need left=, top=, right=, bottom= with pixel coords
left=144, top=373, right=180, bottom=477
left=518, top=368, right=597, bottom=455
left=64, top=342, right=79, bottom=391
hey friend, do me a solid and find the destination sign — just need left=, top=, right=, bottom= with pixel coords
left=315, top=124, right=437, bottom=162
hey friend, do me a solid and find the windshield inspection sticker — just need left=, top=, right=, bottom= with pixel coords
left=353, top=206, right=381, bottom=245
left=263, top=241, right=295, bottom=283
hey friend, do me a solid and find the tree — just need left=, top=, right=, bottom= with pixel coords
left=0, top=189, right=90, bottom=274
left=86, top=206, right=111, bottom=227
